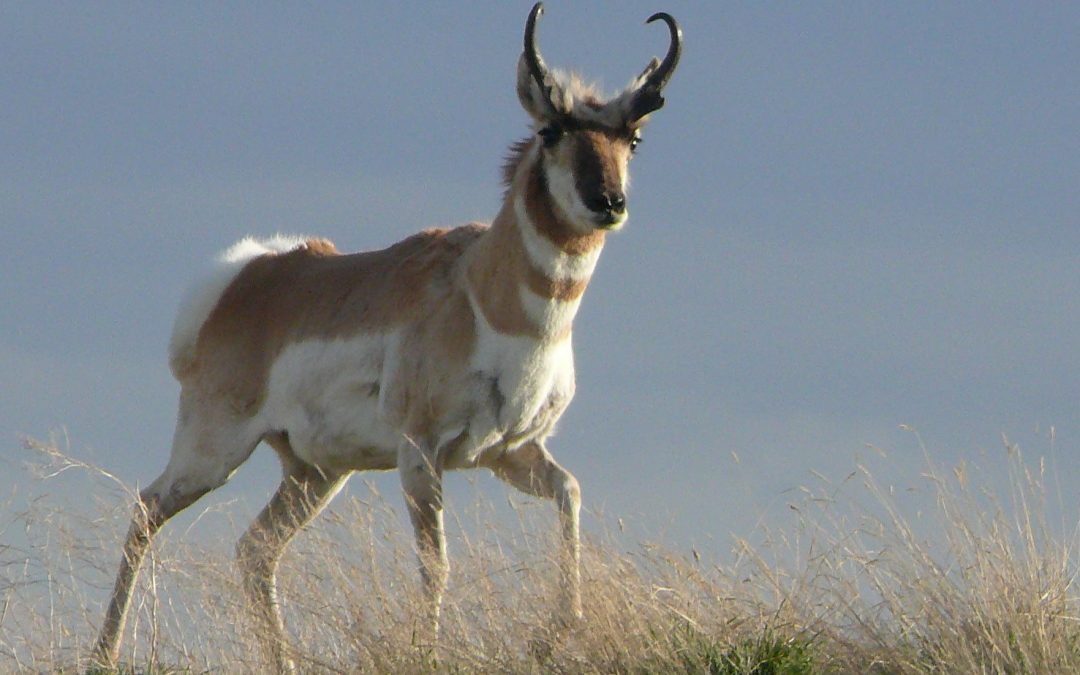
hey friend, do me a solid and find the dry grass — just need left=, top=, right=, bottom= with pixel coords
left=2, top=432, right=1079, bottom=673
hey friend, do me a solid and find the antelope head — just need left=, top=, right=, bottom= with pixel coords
left=516, top=2, right=682, bottom=232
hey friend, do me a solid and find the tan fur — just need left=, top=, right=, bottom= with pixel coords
left=187, top=226, right=483, bottom=414
left=184, top=137, right=609, bottom=416
left=463, top=191, right=585, bottom=342
left=524, top=261, right=589, bottom=301
left=465, top=209, right=548, bottom=340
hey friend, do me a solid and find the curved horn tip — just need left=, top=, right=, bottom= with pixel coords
left=525, top=3, right=544, bottom=48
left=525, top=3, right=545, bottom=48
left=629, top=11, right=681, bottom=121
left=646, top=12, right=682, bottom=37
left=645, top=11, right=682, bottom=87
left=524, top=1, right=559, bottom=113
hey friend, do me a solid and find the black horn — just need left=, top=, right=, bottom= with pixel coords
left=524, top=3, right=556, bottom=111
left=630, top=12, right=683, bottom=121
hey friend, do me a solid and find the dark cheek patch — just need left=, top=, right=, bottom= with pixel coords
left=527, top=162, right=606, bottom=254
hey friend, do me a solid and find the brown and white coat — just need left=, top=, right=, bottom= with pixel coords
left=94, top=4, right=681, bottom=672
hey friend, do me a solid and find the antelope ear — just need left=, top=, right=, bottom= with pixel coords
left=615, top=11, right=683, bottom=127
left=516, top=54, right=566, bottom=121
left=630, top=57, right=662, bottom=91
left=611, top=57, right=663, bottom=127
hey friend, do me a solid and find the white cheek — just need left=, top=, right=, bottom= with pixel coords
left=544, top=162, right=594, bottom=229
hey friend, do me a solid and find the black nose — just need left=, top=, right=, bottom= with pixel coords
left=586, top=191, right=626, bottom=215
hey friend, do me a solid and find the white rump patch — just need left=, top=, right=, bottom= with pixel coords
left=220, top=234, right=310, bottom=265
left=168, top=234, right=311, bottom=378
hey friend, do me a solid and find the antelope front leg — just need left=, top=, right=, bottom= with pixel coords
left=398, top=440, right=448, bottom=639
left=490, top=441, right=583, bottom=623
left=555, top=471, right=582, bottom=622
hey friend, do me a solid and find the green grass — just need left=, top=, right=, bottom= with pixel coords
left=668, top=625, right=817, bottom=675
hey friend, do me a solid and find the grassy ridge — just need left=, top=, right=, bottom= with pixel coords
left=2, top=435, right=1078, bottom=673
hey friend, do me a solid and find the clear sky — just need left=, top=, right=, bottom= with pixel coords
left=3, top=3, right=1079, bottom=555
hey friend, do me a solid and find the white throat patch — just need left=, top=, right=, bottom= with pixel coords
left=514, top=195, right=604, bottom=281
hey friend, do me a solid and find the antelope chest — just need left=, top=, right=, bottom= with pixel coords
left=459, top=330, right=576, bottom=462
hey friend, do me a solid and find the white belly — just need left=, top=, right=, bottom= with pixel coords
left=259, top=336, right=401, bottom=471
left=256, top=327, right=575, bottom=472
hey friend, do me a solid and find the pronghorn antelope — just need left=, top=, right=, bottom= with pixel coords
left=93, top=3, right=681, bottom=671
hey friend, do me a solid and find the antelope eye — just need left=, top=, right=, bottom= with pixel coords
left=538, top=125, right=563, bottom=147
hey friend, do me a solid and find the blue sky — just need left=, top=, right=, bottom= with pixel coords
left=3, top=3, right=1079, bottom=555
